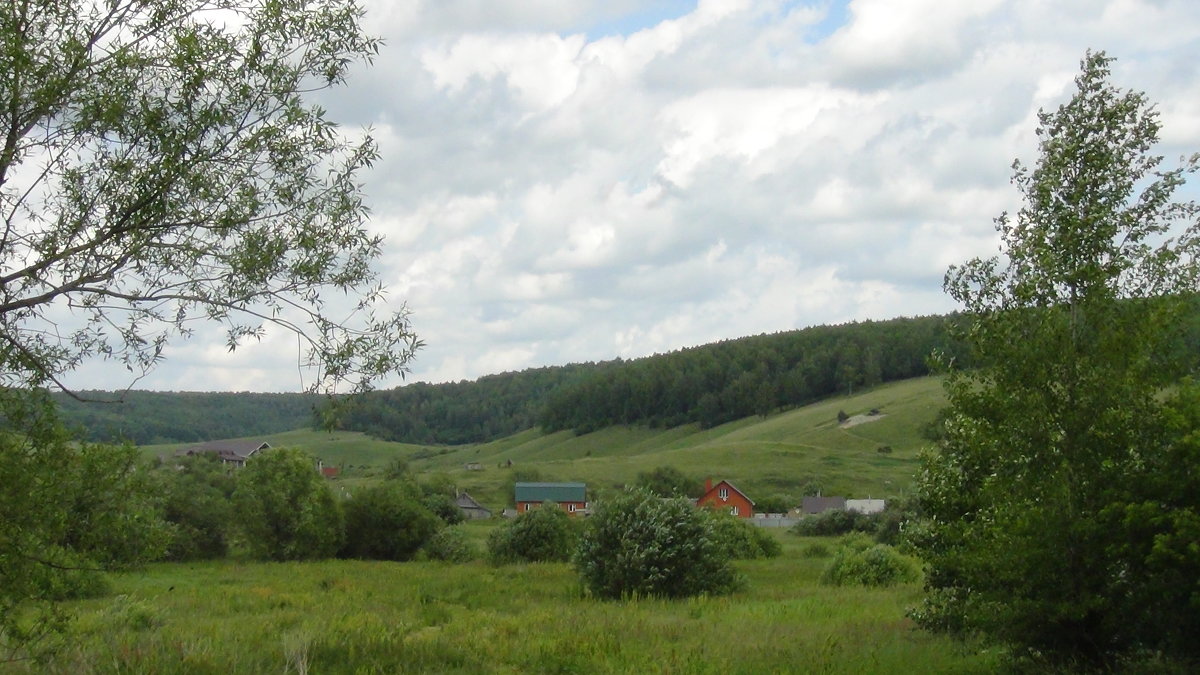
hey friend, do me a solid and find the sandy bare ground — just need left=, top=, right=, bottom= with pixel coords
left=839, top=412, right=887, bottom=429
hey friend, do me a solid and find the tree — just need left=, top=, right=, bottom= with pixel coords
left=0, top=0, right=419, bottom=395
left=341, top=482, right=441, bottom=561
left=575, top=488, right=741, bottom=599
left=232, top=447, right=343, bottom=561
left=153, top=453, right=237, bottom=561
left=634, top=465, right=699, bottom=498
left=0, top=1, right=415, bottom=658
left=912, top=51, right=1200, bottom=667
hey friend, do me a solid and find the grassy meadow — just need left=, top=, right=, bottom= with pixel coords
left=141, top=376, right=947, bottom=511
left=20, top=526, right=997, bottom=674
left=3, top=377, right=994, bottom=673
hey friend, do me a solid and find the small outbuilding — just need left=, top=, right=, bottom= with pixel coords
left=455, top=491, right=492, bottom=520
left=801, top=496, right=847, bottom=515
left=846, top=498, right=886, bottom=514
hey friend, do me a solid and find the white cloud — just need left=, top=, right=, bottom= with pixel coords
left=54, top=0, right=1200, bottom=393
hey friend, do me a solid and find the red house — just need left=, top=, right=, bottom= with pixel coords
left=696, top=478, right=754, bottom=518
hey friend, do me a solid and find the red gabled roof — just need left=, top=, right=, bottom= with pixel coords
left=697, top=479, right=755, bottom=506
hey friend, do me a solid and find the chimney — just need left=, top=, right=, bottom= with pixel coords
left=705, top=477, right=712, bottom=493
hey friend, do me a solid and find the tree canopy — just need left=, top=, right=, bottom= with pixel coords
left=0, top=0, right=418, bottom=395
left=912, top=51, right=1200, bottom=668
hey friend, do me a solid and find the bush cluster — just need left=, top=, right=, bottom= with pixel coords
left=575, top=488, right=742, bottom=599
left=791, top=508, right=878, bottom=537
left=820, top=534, right=919, bottom=587
left=422, top=525, right=479, bottom=562
left=705, top=511, right=782, bottom=560
left=487, top=503, right=578, bottom=564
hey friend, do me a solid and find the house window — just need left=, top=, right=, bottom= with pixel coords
left=719, top=487, right=729, bottom=501
left=568, top=504, right=577, bottom=513
left=731, top=506, right=739, bottom=516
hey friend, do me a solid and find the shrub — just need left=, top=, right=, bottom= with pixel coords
left=422, top=525, right=478, bottom=562
left=791, top=508, right=877, bottom=537
left=341, top=483, right=442, bottom=561
left=820, top=536, right=919, bottom=587
left=801, top=542, right=830, bottom=558
left=705, top=511, right=782, bottom=559
left=232, top=448, right=344, bottom=561
left=575, top=488, right=741, bottom=599
left=487, top=504, right=578, bottom=564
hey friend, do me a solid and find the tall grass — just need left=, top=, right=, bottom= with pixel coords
left=22, top=529, right=997, bottom=674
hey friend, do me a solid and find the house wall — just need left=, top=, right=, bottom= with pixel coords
left=517, top=500, right=587, bottom=516
left=696, top=482, right=754, bottom=518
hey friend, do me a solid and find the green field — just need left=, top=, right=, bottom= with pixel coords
left=21, top=526, right=996, bottom=674
left=144, top=376, right=946, bottom=512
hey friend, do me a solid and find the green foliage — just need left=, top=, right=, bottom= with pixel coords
left=913, top=51, right=1200, bottom=666
left=575, top=488, right=741, bottom=599
left=153, top=454, right=236, bottom=561
left=346, top=483, right=440, bottom=559
left=341, top=482, right=442, bottom=562
left=487, top=505, right=578, bottom=564
left=705, top=511, right=783, bottom=560
left=791, top=509, right=877, bottom=537
left=54, top=391, right=319, bottom=445
left=821, top=535, right=919, bottom=587
left=232, top=448, right=344, bottom=561
left=422, top=526, right=480, bottom=563
left=753, top=494, right=794, bottom=514
left=0, top=391, right=167, bottom=661
left=634, top=465, right=700, bottom=497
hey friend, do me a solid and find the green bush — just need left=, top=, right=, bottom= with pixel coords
left=801, top=542, right=830, bottom=558
left=341, top=482, right=442, bottom=561
left=575, top=488, right=741, bottom=599
left=155, top=454, right=236, bottom=561
left=820, top=535, right=919, bottom=587
left=487, top=504, right=578, bottom=564
left=422, top=525, right=478, bottom=563
left=791, top=509, right=877, bottom=537
left=232, top=448, right=344, bottom=561
left=705, top=511, right=782, bottom=559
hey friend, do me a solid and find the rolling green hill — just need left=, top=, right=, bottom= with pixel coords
left=145, top=376, right=946, bottom=514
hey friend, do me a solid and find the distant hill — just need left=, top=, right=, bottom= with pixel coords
left=55, top=314, right=965, bottom=445
left=137, top=376, right=949, bottom=511
left=53, top=390, right=320, bottom=445
left=333, top=314, right=967, bottom=444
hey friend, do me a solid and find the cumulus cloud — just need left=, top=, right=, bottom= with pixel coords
left=58, top=0, right=1200, bottom=392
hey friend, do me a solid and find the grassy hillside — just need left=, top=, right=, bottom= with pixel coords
left=145, top=376, right=946, bottom=514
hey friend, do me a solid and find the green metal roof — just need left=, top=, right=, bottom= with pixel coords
left=514, top=482, right=586, bottom=503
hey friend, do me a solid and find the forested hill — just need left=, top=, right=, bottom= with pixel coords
left=54, top=391, right=320, bottom=445
left=53, top=315, right=968, bottom=445
left=332, top=314, right=970, bottom=443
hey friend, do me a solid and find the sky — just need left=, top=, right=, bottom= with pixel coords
left=64, top=0, right=1200, bottom=392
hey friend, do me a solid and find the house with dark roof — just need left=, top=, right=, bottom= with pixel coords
left=514, top=482, right=588, bottom=516
left=696, top=478, right=755, bottom=518
left=455, top=491, right=492, bottom=520
left=801, top=495, right=847, bottom=515
left=175, top=440, right=270, bottom=467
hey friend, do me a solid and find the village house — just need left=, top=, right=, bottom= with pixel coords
left=455, top=491, right=492, bottom=520
left=175, top=439, right=270, bottom=467
left=514, top=482, right=588, bottom=516
left=696, top=478, right=754, bottom=518
left=801, top=495, right=847, bottom=515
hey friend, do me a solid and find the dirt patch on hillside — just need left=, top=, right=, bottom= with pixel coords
left=840, top=412, right=887, bottom=429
